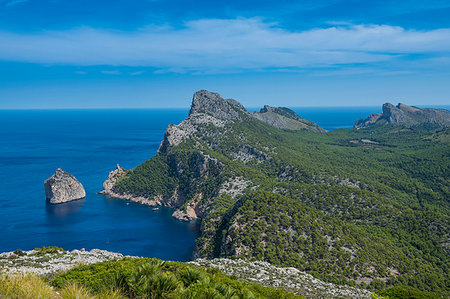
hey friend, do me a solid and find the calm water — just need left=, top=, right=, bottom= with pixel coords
left=2, top=106, right=442, bottom=259
left=0, top=109, right=198, bottom=260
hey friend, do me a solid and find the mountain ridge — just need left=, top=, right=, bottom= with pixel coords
left=100, top=90, right=449, bottom=296
left=354, top=102, right=450, bottom=128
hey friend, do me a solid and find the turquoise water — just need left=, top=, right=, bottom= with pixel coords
left=1, top=106, right=444, bottom=259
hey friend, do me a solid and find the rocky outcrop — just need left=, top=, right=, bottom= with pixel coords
left=254, top=105, right=326, bottom=132
left=99, top=164, right=126, bottom=195
left=354, top=103, right=450, bottom=128
left=103, top=90, right=324, bottom=222
left=190, top=258, right=373, bottom=299
left=0, top=247, right=130, bottom=276
left=44, top=168, right=86, bottom=204
left=172, top=193, right=205, bottom=221
left=189, top=90, right=251, bottom=121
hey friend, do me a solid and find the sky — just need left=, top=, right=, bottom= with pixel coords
left=0, top=0, right=449, bottom=108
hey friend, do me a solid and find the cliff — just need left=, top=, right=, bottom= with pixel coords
left=101, top=90, right=325, bottom=221
left=354, top=103, right=450, bottom=128
left=254, top=105, right=326, bottom=132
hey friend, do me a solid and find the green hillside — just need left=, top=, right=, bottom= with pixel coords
left=108, top=91, right=449, bottom=296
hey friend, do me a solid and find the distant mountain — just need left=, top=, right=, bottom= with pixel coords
left=354, top=103, right=450, bottom=128
left=101, top=91, right=449, bottom=297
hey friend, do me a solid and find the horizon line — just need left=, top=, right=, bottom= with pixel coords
left=1, top=104, right=449, bottom=111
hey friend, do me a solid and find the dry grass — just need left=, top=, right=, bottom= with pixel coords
left=0, top=273, right=58, bottom=299
left=0, top=274, right=125, bottom=299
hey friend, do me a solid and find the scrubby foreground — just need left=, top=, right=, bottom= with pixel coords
left=0, top=247, right=377, bottom=298
left=0, top=247, right=302, bottom=298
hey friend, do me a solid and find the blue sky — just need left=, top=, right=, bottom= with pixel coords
left=0, top=0, right=449, bottom=108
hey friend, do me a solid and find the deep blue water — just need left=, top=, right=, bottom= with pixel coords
left=1, top=106, right=447, bottom=259
left=0, top=109, right=198, bottom=260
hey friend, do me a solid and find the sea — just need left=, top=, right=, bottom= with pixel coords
left=0, top=105, right=444, bottom=260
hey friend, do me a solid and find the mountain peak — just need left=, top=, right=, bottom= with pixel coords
left=189, top=90, right=249, bottom=121
left=355, top=102, right=450, bottom=128
left=254, top=105, right=326, bottom=132
left=188, top=90, right=325, bottom=132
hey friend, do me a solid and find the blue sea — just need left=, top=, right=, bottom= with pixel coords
left=1, top=106, right=442, bottom=260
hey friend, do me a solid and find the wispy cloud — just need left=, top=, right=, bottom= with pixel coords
left=0, top=18, right=449, bottom=73
left=5, top=0, right=29, bottom=7
left=130, top=70, right=145, bottom=76
left=101, top=70, right=121, bottom=75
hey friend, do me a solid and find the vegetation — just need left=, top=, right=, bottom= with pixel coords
left=113, top=107, right=449, bottom=296
left=375, top=285, right=445, bottom=299
left=1, top=258, right=300, bottom=298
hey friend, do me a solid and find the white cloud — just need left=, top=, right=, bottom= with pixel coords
left=5, top=0, right=29, bottom=7
left=130, top=70, right=145, bottom=75
left=101, top=70, right=121, bottom=75
left=0, top=18, right=449, bottom=73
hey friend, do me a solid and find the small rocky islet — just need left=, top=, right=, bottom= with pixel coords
left=44, top=168, right=86, bottom=204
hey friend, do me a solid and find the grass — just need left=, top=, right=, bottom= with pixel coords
left=0, top=273, right=57, bottom=299
left=0, top=257, right=302, bottom=298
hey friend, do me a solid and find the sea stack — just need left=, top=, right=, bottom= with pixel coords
left=44, top=168, right=86, bottom=204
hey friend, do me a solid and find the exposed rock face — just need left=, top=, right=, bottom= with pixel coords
left=99, top=164, right=126, bottom=196
left=354, top=103, right=450, bottom=128
left=254, top=105, right=326, bottom=132
left=189, top=90, right=250, bottom=121
left=0, top=248, right=130, bottom=276
left=103, top=90, right=325, bottom=222
left=44, top=168, right=86, bottom=204
left=189, top=90, right=326, bottom=132
left=190, top=258, right=373, bottom=299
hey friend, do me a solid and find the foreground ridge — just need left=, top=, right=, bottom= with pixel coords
left=0, top=247, right=372, bottom=298
left=190, top=258, right=372, bottom=299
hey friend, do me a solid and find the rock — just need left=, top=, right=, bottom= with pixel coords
left=190, top=258, right=373, bottom=299
left=44, top=168, right=86, bottom=204
left=189, top=90, right=325, bottom=132
left=355, top=103, right=450, bottom=128
left=99, top=164, right=126, bottom=195
left=172, top=210, right=196, bottom=221
left=254, top=105, right=326, bottom=132
left=189, top=90, right=250, bottom=121
left=0, top=248, right=130, bottom=276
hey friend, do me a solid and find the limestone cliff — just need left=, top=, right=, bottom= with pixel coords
left=101, top=90, right=324, bottom=222
left=354, top=103, right=450, bottom=128
left=44, top=168, right=86, bottom=204
left=253, top=105, right=326, bottom=132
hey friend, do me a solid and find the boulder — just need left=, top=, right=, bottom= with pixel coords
left=44, top=168, right=86, bottom=204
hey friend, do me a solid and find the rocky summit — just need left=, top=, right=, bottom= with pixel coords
left=44, top=168, right=86, bottom=204
left=354, top=102, right=450, bottom=128
left=254, top=105, right=326, bottom=132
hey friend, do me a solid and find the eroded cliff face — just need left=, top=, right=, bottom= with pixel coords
left=253, top=105, right=327, bottom=132
left=101, top=90, right=324, bottom=222
left=44, top=168, right=86, bottom=204
left=354, top=103, right=450, bottom=128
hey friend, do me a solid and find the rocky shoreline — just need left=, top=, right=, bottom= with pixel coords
left=99, top=164, right=200, bottom=222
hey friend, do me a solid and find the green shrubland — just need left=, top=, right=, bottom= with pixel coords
left=113, top=112, right=449, bottom=296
